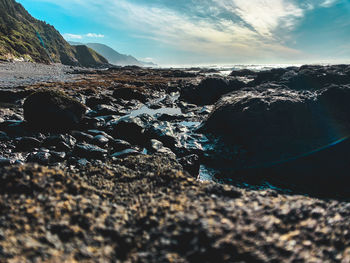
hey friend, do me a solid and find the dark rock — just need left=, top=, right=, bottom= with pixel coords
left=180, top=77, right=244, bottom=105
left=282, top=65, right=350, bottom=90
left=147, top=139, right=176, bottom=159
left=71, top=131, right=94, bottom=142
left=0, top=89, right=33, bottom=103
left=252, top=68, right=288, bottom=85
left=0, top=157, right=14, bottom=167
left=73, top=143, right=107, bottom=160
left=156, top=113, right=185, bottom=122
left=50, top=151, right=66, bottom=162
left=229, top=69, right=256, bottom=77
left=86, top=130, right=112, bottom=140
left=161, top=70, right=196, bottom=78
left=145, top=122, right=178, bottom=149
left=86, top=95, right=114, bottom=108
left=79, top=116, right=106, bottom=129
left=147, top=139, right=164, bottom=152
left=27, top=152, right=52, bottom=165
left=177, top=154, right=200, bottom=177
left=23, top=90, right=87, bottom=131
left=16, top=137, right=41, bottom=151
left=92, top=135, right=109, bottom=147
left=93, top=104, right=119, bottom=116
left=109, top=139, right=132, bottom=152
left=0, top=120, right=27, bottom=136
left=43, top=135, right=76, bottom=149
left=112, top=116, right=147, bottom=145
left=0, top=131, right=9, bottom=141
left=201, top=84, right=350, bottom=196
left=113, top=87, right=147, bottom=102
left=111, top=149, right=140, bottom=159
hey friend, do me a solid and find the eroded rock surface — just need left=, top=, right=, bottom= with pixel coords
left=0, top=155, right=349, bottom=262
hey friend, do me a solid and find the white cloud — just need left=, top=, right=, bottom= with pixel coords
left=63, top=33, right=82, bottom=39
left=62, top=33, right=104, bottom=40
left=86, top=33, right=104, bottom=38
left=320, top=0, right=338, bottom=7
left=96, top=0, right=304, bottom=62
left=213, top=0, right=304, bottom=38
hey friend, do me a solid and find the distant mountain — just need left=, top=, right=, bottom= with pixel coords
left=70, top=42, right=157, bottom=67
left=0, top=0, right=108, bottom=67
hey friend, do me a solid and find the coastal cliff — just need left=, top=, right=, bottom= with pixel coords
left=0, top=0, right=108, bottom=67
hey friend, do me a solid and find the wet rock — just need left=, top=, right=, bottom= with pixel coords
left=0, top=120, right=27, bottom=136
left=111, top=149, right=140, bottom=159
left=0, top=131, right=9, bottom=141
left=86, top=130, right=113, bottom=140
left=80, top=116, right=106, bottom=129
left=202, top=84, right=350, bottom=197
left=71, top=131, right=94, bottom=143
left=113, top=87, right=147, bottom=103
left=177, top=154, right=200, bottom=177
left=16, top=137, right=41, bottom=151
left=252, top=68, right=289, bottom=85
left=0, top=157, right=14, bottom=167
left=161, top=69, right=196, bottom=78
left=73, top=143, right=107, bottom=160
left=92, top=135, right=109, bottom=147
left=43, top=135, right=76, bottom=149
left=156, top=113, right=185, bottom=122
left=0, top=89, right=32, bottom=103
left=147, top=139, right=176, bottom=159
left=180, top=77, right=244, bottom=105
left=109, top=139, right=132, bottom=152
left=27, top=152, right=52, bottom=165
left=145, top=122, right=178, bottom=149
left=229, top=69, right=256, bottom=77
left=282, top=65, right=350, bottom=90
left=50, top=151, right=66, bottom=162
left=93, top=104, right=119, bottom=116
left=23, top=90, right=87, bottom=131
left=85, top=95, right=114, bottom=108
left=112, top=116, right=148, bottom=145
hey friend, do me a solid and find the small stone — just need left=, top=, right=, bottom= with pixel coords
left=73, top=143, right=107, bottom=160
left=111, top=149, right=140, bottom=158
left=92, top=135, right=109, bottom=147
left=26, top=152, right=52, bottom=165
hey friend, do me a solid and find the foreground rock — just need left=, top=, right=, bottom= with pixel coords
left=23, top=90, right=87, bottom=131
left=0, top=155, right=349, bottom=262
left=201, top=84, right=350, bottom=197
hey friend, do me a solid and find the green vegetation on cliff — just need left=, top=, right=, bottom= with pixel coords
left=0, top=0, right=108, bottom=67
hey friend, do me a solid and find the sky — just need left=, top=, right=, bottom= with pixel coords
left=16, top=0, right=350, bottom=66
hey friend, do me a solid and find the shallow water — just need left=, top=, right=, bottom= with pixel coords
left=128, top=106, right=182, bottom=117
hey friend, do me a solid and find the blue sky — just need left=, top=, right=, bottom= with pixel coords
left=17, top=0, right=350, bottom=66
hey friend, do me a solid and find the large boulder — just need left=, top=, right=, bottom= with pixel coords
left=23, top=90, right=87, bottom=131
left=180, top=77, right=245, bottom=105
left=281, top=65, right=350, bottom=90
left=201, top=84, right=350, bottom=197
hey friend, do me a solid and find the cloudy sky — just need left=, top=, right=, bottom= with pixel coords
left=17, top=0, right=350, bottom=66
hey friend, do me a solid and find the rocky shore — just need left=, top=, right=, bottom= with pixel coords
left=0, top=62, right=350, bottom=262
